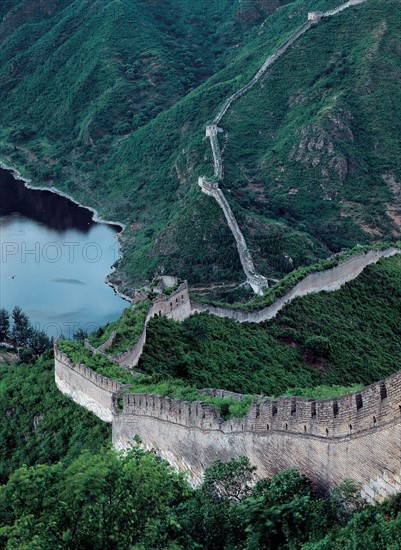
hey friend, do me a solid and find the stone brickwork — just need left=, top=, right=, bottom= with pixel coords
left=191, top=248, right=400, bottom=323
left=114, top=282, right=192, bottom=367
left=84, top=330, right=117, bottom=354
left=56, top=248, right=401, bottom=496
left=198, top=177, right=268, bottom=295
left=308, top=12, right=324, bottom=21
left=83, top=282, right=191, bottom=369
left=199, top=0, right=369, bottom=292
left=113, top=372, right=401, bottom=500
left=54, top=347, right=125, bottom=422
left=56, top=337, right=401, bottom=498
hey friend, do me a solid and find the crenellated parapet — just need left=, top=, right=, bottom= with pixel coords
left=56, top=314, right=401, bottom=501
left=149, top=281, right=191, bottom=321
left=54, top=347, right=125, bottom=422
left=111, top=372, right=401, bottom=497
left=115, top=393, right=223, bottom=431
left=113, top=371, right=401, bottom=440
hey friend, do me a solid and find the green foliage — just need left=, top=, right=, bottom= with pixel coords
left=195, top=242, right=400, bottom=310
left=0, top=306, right=53, bottom=356
left=58, top=339, right=255, bottom=419
left=0, top=352, right=109, bottom=483
left=202, top=457, right=256, bottom=503
left=0, top=446, right=192, bottom=549
left=58, top=339, right=137, bottom=385
left=0, top=310, right=9, bottom=342
left=141, top=255, right=401, bottom=395
left=89, top=300, right=150, bottom=353
left=2, top=0, right=392, bottom=288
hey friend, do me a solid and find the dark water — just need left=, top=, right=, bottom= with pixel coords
left=0, top=167, right=127, bottom=338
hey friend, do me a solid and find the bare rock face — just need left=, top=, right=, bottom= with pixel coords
left=289, top=107, right=354, bottom=195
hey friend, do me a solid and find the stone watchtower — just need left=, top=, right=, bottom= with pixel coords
left=205, top=125, right=223, bottom=138
left=308, top=11, right=324, bottom=21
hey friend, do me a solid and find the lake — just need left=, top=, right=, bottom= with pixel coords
left=0, top=167, right=127, bottom=338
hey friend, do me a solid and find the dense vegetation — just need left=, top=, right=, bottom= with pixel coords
left=0, top=352, right=109, bottom=483
left=223, top=0, right=401, bottom=276
left=58, top=340, right=256, bottom=420
left=1, top=0, right=400, bottom=292
left=140, top=255, right=401, bottom=396
left=2, top=445, right=401, bottom=549
left=192, top=242, right=400, bottom=309
left=3, top=351, right=399, bottom=548
left=0, top=306, right=52, bottom=360
left=88, top=300, right=150, bottom=353
left=2, top=0, right=401, bottom=545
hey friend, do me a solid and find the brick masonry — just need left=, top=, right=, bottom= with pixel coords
left=55, top=248, right=401, bottom=501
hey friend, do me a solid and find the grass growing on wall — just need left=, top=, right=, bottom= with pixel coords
left=58, top=340, right=255, bottom=419
left=88, top=300, right=150, bottom=353
left=140, top=255, right=401, bottom=397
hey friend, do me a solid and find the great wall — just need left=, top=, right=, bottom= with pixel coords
left=53, top=0, right=401, bottom=504
left=56, top=246, right=401, bottom=502
left=199, top=0, right=368, bottom=295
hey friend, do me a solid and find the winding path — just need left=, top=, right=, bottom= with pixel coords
left=199, top=0, right=369, bottom=294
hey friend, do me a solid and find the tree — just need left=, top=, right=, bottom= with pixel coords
left=27, top=328, right=52, bottom=355
left=0, top=309, right=10, bottom=341
left=10, top=306, right=31, bottom=347
left=0, top=446, right=192, bottom=549
left=73, top=328, right=88, bottom=340
left=179, top=457, right=256, bottom=549
left=304, top=335, right=332, bottom=360
left=202, top=456, right=256, bottom=503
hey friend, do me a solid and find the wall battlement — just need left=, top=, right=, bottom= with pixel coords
left=54, top=348, right=125, bottom=422
left=56, top=247, right=401, bottom=498
left=191, top=248, right=401, bottom=323
left=56, top=338, right=401, bottom=499
left=84, top=281, right=191, bottom=369
left=114, top=370, right=401, bottom=440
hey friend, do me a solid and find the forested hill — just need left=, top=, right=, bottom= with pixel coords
left=1, top=0, right=400, bottom=293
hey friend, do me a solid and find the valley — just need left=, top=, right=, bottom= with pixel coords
left=1, top=0, right=401, bottom=547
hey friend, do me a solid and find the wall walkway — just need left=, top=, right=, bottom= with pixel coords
left=199, top=0, right=369, bottom=292
left=56, top=246, right=401, bottom=500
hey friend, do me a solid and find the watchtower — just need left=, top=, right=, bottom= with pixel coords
left=308, top=11, right=324, bottom=21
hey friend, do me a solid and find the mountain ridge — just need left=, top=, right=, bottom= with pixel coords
left=0, top=0, right=400, bottom=295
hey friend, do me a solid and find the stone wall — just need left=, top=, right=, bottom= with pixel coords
left=150, top=282, right=192, bottom=322
left=198, top=177, right=268, bottom=294
left=200, top=0, right=368, bottom=290
left=56, top=249, right=401, bottom=500
left=56, top=342, right=401, bottom=500
left=112, top=282, right=191, bottom=367
left=85, top=284, right=191, bottom=369
left=324, top=0, right=367, bottom=18
left=54, top=348, right=125, bottom=423
left=83, top=282, right=192, bottom=369
left=191, top=248, right=401, bottom=323
left=112, top=372, right=401, bottom=501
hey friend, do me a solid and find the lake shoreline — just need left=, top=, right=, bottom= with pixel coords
left=0, top=160, right=126, bottom=230
left=0, top=159, right=132, bottom=305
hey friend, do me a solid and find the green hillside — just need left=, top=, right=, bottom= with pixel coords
left=139, top=254, right=401, bottom=396
left=222, top=0, right=401, bottom=275
left=1, top=0, right=400, bottom=293
left=0, top=352, right=109, bottom=482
